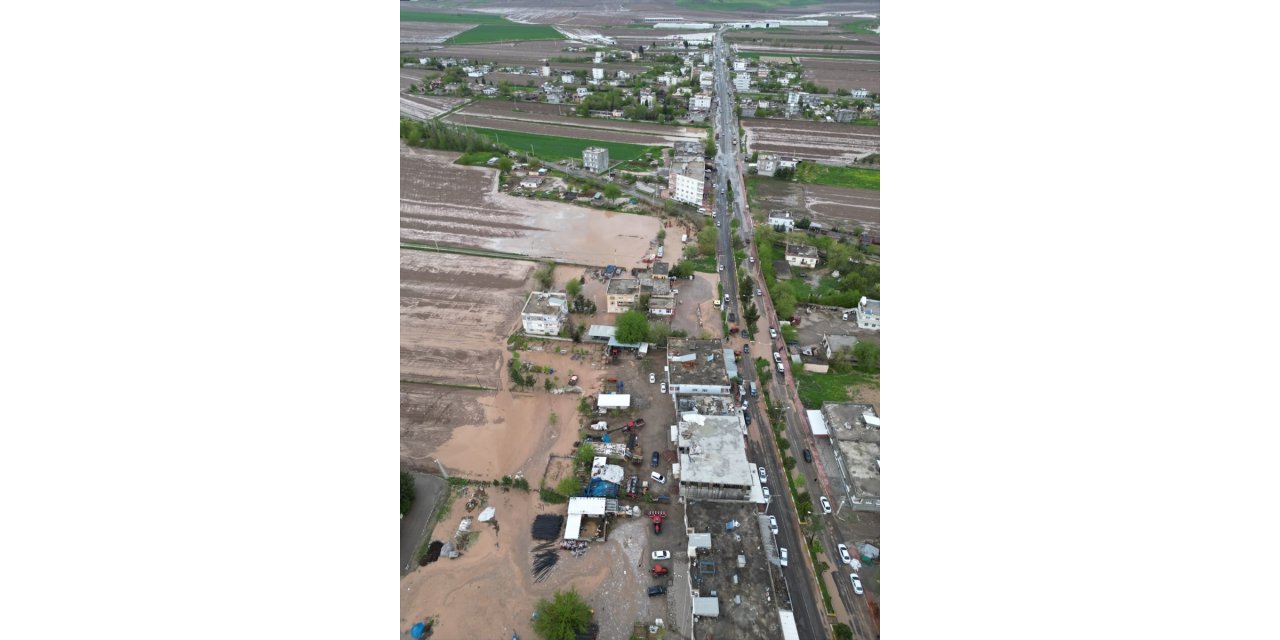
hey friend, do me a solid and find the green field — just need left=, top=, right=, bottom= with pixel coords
left=674, top=0, right=822, bottom=12
left=400, top=11, right=509, bottom=24
left=446, top=24, right=565, bottom=44
left=841, top=19, right=880, bottom=35
left=794, top=370, right=877, bottom=409
left=456, top=126, right=655, bottom=163
left=795, top=162, right=880, bottom=190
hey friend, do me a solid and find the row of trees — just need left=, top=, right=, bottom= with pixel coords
left=400, top=118, right=499, bottom=153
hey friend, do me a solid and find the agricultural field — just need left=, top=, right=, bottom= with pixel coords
left=442, top=116, right=676, bottom=155
left=798, top=56, right=880, bottom=93
left=400, top=39, right=576, bottom=63
left=399, top=95, right=466, bottom=121
left=456, top=100, right=707, bottom=143
left=446, top=23, right=565, bottom=45
left=399, top=11, right=512, bottom=24
left=400, top=145, right=661, bottom=263
left=750, top=175, right=880, bottom=236
left=401, top=22, right=472, bottom=44
left=743, top=117, right=879, bottom=164
left=795, top=162, right=880, bottom=190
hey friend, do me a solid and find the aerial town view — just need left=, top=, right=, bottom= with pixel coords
left=399, top=2, right=880, bottom=639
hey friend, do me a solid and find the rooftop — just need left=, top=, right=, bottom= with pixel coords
left=785, top=244, right=818, bottom=258
left=860, top=298, right=881, bottom=316
left=667, top=338, right=731, bottom=389
left=678, top=414, right=753, bottom=491
left=672, top=159, right=704, bottom=180
left=821, top=402, right=879, bottom=444
left=586, top=324, right=617, bottom=340
left=652, top=261, right=670, bottom=276
left=522, top=291, right=567, bottom=316
left=768, top=210, right=792, bottom=220
left=685, top=501, right=787, bottom=640
left=676, top=395, right=740, bottom=416
left=824, top=334, right=859, bottom=353
left=607, top=278, right=641, bottom=295
left=646, top=279, right=673, bottom=297
left=834, top=437, right=880, bottom=502
left=673, top=140, right=702, bottom=157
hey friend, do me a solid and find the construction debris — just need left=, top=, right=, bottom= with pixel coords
left=532, top=541, right=560, bottom=582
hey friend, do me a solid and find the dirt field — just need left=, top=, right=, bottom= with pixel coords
left=443, top=112, right=684, bottom=147
left=400, top=39, right=576, bottom=63
left=457, top=100, right=707, bottom=143
left=401, top=146, right=661, bottom=265
left=401, top=22, right=472, bottom=44
left=751, top=176, right=880, bottom=235
left=400, top=94, right=466, bottom=120
left=799, top=56, right=880, bottom=92
left=743, top=117, right=879, bottom=164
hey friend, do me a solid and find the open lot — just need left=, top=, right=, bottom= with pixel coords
left=400, top=39, right=576, bottom=62
left=744, top=117, right=879, bottom=164
left=799, top=56, right=880, bottom=92
left=444, top=114, right=682, bottom=150
left=399, top=94, right=464, bottom=120
left=400, top=146, right=661, bottom=264
left=750, top=175, right=879, bottom=235
left=458, top=100, right=707, bottom=143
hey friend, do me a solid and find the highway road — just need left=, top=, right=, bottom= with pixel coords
left=710, top=31, right=879, bottom=640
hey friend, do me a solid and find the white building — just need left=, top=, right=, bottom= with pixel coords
left=689, top=94, right=712, bottom=110
left=583, top=146, right=609, bottom=174
left=784, top=244, right=819, bottom=269
left=767, top=210, right=795, bottom=231
left=521, top=291, right=567, bottom=335
left=854, top=296, right=880, bottom=330
left=733, top=74, right=751, bottom=91
left=850, top=88, right=869, bottom=99
left=592, top=67, right=604, bottom=80
left=561, top=73, right=576, bottom=84
left=699, top=71, right=714, bottom=89
left=616, top=70, right=630, bottom=81
left=671, top=170, right=703, bottom=206
left=733, top=60, right=747, bottom=72
left=757, top=155, right=779, bottom=177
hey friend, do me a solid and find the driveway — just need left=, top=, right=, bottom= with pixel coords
left=400, top=472, right=448, bottom=575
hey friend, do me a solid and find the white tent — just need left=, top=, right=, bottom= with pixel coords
left=598, top=394, right=631, bottom=409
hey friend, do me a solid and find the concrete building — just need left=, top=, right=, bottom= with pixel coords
left=850, top=88, right=869, bottom=99
left=835, top=108, right=855, bottom=123
left=677, top=414, right=753, bottom=500
left=733, top=60, right=747, bottom=72
left=650, top=261, right=670, bottom=279
left=733, top=74, right=751, bottom=92
left=591, top=67, right=604, bottom=80
left=606, top=277, right=641, bottom=313
left=700, top=71, right=715, bottom=89
left=820, top=402, right=881, bottom=510
left=823, top=334, right=859, bottom=360
left=757, top=154, right=779, bottom=177
left=767, top=210, right=795, bottom=231
left=520, top=291, right=567, bottom=335
left=667, top=141, right=705, bottom=207
left=519, top=176, right=542, bottom=189
left=561, top=73, right=575, bottom=84
left=583, top=146, right=610, bottom=174
left=689, top=94, right=712, bottom=110
left=855, top=296, right=880, bottom=330
left=784, top=244, right=819, bottom=269
left=666, top=338, right=732, bottom=395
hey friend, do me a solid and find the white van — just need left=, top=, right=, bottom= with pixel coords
left=650, top=471, right=667, bottom=484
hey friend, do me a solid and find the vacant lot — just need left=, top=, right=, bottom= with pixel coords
left=401, top=22, right=472, bottom=44
left=750, top=176, right=880, bottom=235
left=441, top=117, right=666, bottom=156
left=401, top=146, right=661, bottom=264
left=800, top=56, right=880, bottom=93
left=400, top=40, right=574, bottom=63
left=399, top=94, right=465, bottom=120
left=459, top=100, right=707, bottom=143
left=743, top=117, right=879, bottom=164
left=796, top=162, right=880, bottom=190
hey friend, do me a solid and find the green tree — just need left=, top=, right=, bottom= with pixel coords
left=853, top=341, right=880, bottom=373
left=830, top=345, right=858, bottom=373
left=670, top=261, right=695, bottom=279
left=648, top=321, right=671, bottom=346
left=575, top=443, right=598, bottom=467
left=657, top=228, right=666, bottom=243
left=615, top=310, right=649, bottom=343
left=604, top=183, right=622, bottom=199
left=534, top=261, right=557, bottom=290
left=400, top=471, right=416, bottom=517
left=833, top=623, right=854, bottom=640
left=796, top=217, right=811, bottom=229
left=556, top=475, right=582, bottom=497
left=705, top=138, right=717, bottom=157
left=498, top=157, right=514, bottom=172
left=774, top=288, right=797, bottom=319
left=533, top=588, right=594, bottom=640
left=775, top=166, right=795, bottom=181
left=697, top=225, right=717, bottom=256
left=566, top=278, right=582, bottom=298
left=743, top=303, right=760, bottom=326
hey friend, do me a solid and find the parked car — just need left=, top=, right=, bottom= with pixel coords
left=650, top=471, right=667, bottom=484
left=820, top=496, right=832, bottom=514
left=755, top=288, right=762, bottom=297
left=802, top=449, right=812, bottom=463
left=718, top=263, right=724, bottom=272
left=762, top=485, right=771, bottom=500
left=779, top=547, right=788, bottom=567
left=759, top=467, right=767, bottom=482
left=838, top=544, right=852, bottom=565
left=769, top=328, right=777, bottom=339
left=651, top=451, right=660, bottom=468
left=743, top=412, right=751, bottom=426
left=850, top=573, right=864, bottom=595
left=647, top=585, right=667, bottom=597
left=660, top=382, right=667, bottom=393
left=769, top=515, right=778, bottom=535
left=651, top=550, right=671, bottom=561
left=649, top=372, right=656, bottom=384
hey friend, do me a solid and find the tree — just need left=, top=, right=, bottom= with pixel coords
left=670, top=261, right=695, bottom=279
left=574, top=443, right=597, bottom=467
left=648, top=321, right=671, bottom=346
left=830, top=345, right=858, bottom=373
left=743, top=303, right=760, bottom=326
left=556, top=475, right=582, bottom=497
left=796, top=217, right=811, bottom=229
left=400, top=471, right=416, bottom=517
left=615, top=310, right=650, bottom=343
left=774, top=288, right=797, bottom=319
left=774, top=166, right=795, bottom=181
left=853, top=341, right=880, bottom=373
left=657, top=228, right=666, bottom=243
left=534, top=261, right=556, bottom=290
left=566, top=278, right=582, bottom=298
left=604, top=183, right=622, bottom=199
left=697, top=225, right=717, bottom=256
left=498, top=157, right=514, bottom=172
left=833, top=623, right=854, bottom=640
left=705, top=138, right=717, bottom=157
left=532, top=588, right=593, bottom=640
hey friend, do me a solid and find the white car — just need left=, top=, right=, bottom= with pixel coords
left=769, top=516, right=778, bottom=535
left=769, top=328, right=778, bottom=339
left=756, top=288, right=762, bottom=297
left=742, top=399, right=749, bottom=411
left=837, top=544, right=852, bottom=565
left=762, top=485, right=771, bottom=500
left=779, top=547, right=788, bottom=567
left=660, top=382, right=667, bottom=394
left=718, top=263, right=724, bottom=272
left=749, top=256, right=755, bottom=263
left=820, top=496, right=832, bottom=514
left=652, top=550, right=671, bottom=561
left=758, top=467, right=767, bottom=483
left=850, top=573, right=864, bottom=595
left=650, top=472, right=667, bottom=484
left=649, top=373, right=656, bottom=384
left=772, top=352, right=783, bottom=364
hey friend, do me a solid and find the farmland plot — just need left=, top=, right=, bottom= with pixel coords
left=399, top=94, right=466, bottom=121
left=752, top=177, right=880, bottom=236
left=457, top=100, right=707, bottom=143
left=743, top=117, right=879, bottom=164
left=800, top=56, right=880, bottom=92
left=443, top=113, right=680, bottom=146
left=400, top=22, right=472, bottom=43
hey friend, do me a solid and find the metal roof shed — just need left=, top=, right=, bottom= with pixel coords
left=597, top=394, right=631, bottom=409
left=692, top=597, right=720, bottom=617
left=806, top=410, right=829, bottom=437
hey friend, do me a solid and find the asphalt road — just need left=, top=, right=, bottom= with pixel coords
left=711, top=32, right=878, bottom=640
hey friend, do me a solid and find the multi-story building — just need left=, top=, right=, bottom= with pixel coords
left=606, top=278, right=641, bottom=313
left=854, top=296, right=880, bottom=330
left=521, top=292, right=568, bottom=335
left=583, top=147, right=609, bottom=174
left=767, top=210, right=795, bottom=231
left=784, top=244, right=819, bottom=269
left=756, top=155, right=779, bottom=177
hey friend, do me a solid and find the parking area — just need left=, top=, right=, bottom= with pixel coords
left=670, top=272, right=722, bottom=339
left=793, top=307, right=880, bottom=348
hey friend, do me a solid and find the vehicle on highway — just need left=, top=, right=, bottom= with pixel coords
left=718, top=263, right=724, bottom=272
left=820, top=496, right=832, bottom=514
left=770, top=328, right=778, bottom=339
left=838, top=544, right=852, bottom=564
left=759, top=467, right=767, bottom=482
left=651, top=550, right=671, bottom=561
left=651, top=451, right=660, bottom=468
left=779, top=547, right=788, bottom=566
left=648, top=585, right=667, bottom=597
left=649, top=372, right=656, bottom=384
left=769, top=515, right=778, bottom=535
left=650, top=471, right=666, bottom=484
left=850, top=573, right=864, bottom=595
left=802, top=448, right=812, bottom=462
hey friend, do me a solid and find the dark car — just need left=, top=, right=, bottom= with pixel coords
left=651, top=451, right=660, bottom=468
left=647, top=585, right=667, bottom=597
left=743, top=412, right=751, bottom=426
left=802, top=449, right=813, bottom=463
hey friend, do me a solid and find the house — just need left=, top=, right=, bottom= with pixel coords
left=583, top=147, right=610, bottom=174
left=767, top=210, right=795, bottom=231
left=823, top=334, right=859, bottom=360
left=576, top=87, right=590, bottom=98
left=757, top=154, right=779, bottom=177
left=756, top=66, right=769, bottom=78
left=733, top=60, right=747, bottom=72
left=521, top=292, right=568, bottom=335
left=784, top=244, right=819, bottom=269
left=835, top=109, right=855, bottom=123
left=645, top=279, right=675, bottom=316
left=520, top=177, right=542, bottom=189
left=854, top=296, right=880, bottom=330
left=481, top=86, right=498, bottom=96
left=543, top=85, right=564, bottom=104
left=561, top=73, right=576, bottom=84
left=639, top=88, right=655, bottom=107
left=592, top=67, right=604, bottom=80
left=850, top=88, right=869, bottom=99
left=666, top=338, right=732, bottom=396
left=617, top=70, right=631, bottom=81
left=757, top=99, right=770, bottom=110
left=689, top=94, right=712, bottom=110
left=699, top=71, right=714, bottom=89
left=733, top=74, right=751, bottom=91
left=606, top=278, right=641, bottom=313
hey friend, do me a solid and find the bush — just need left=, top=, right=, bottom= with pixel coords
left=556, top=476, right=582, bottom=497
left=400, top=471, right=416, bottom=516
left=539, top=487, right=568, bottom=503
left=513, top=478, right=530, bottom=491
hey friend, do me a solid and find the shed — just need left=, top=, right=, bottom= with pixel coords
left=687, top=532, right=712, bottom=556
left=597, top=394, right=631, bottom=409
left=863, top=413, right=881, bottom=429
left=806, top=410, right=829, bottom=437
left=692, top=597, right=720, bottom=617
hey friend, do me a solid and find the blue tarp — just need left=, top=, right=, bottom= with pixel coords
left=411, top=622, right=426, bottom=639
left=586, top=478, right=619, bottom=498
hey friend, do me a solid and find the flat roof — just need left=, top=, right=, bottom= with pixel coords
left=652, top=261, right=670, bottom=275
left=785, top=243, right=818, bottom=258
left=860, top=298, right=881, bottom=316
left=693, top=597, right=720, bottom=617
left=685, top=502, right=782, bottom=640
left=567, top=497, right=608, bottom=516
left=564, top=513, right=584, bottom=540
left=587, top=325, right=617, bottom=339
left=821, top=402, right=880, bottom=444
left=834, top=439, right=880, bottom=501
left=522, top=291, right=566, bottom=316
left=646, top=279, right=672, bottom=296
left=678, top=415, right=753, bottom=489
left=607, top=278, right=640, bottom=295
left=667, top=338, right=731, bottom=389
left=806, top=410, right=828, bottom=436
left=722, top=350, right=739, bottom=380
left=598, top=394, right=631, bottom=408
